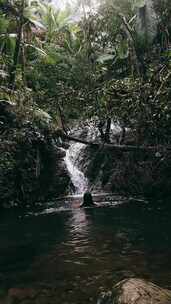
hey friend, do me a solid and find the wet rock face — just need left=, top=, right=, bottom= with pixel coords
left=79, top=143, right=171, bottom=198
left=97, top=278, right=171, bottom=304
left=48, top=147, right=71, bottom=198
left=0, top=100, right=17, bottom=126
left=0, top=109, right=70, bottom=208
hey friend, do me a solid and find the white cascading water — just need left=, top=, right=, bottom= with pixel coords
left=64, top=121, right=122, bottom=195
left=64, top=142, right=88, bottom=194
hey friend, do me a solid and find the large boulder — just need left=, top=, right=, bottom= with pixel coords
left=97, top=278, right=171, bottom=304
left=0, top=100, right=17, bottom=126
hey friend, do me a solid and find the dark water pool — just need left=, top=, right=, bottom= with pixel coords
left=0, top=197, right=171, bottom=303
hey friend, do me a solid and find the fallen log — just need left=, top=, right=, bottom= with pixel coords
left=97, top=278, right=171, bottom=304
left=62, top=134, right=165, bottom=153
left=53, top=128, right=171, bottom=153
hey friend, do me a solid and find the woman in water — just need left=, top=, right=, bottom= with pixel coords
left=81, top=192, right=95, bottom=207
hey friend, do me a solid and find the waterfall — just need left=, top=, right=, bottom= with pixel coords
left=64, top=121, right=122, bottom=195
left=64, top=142, right=88, bottom=194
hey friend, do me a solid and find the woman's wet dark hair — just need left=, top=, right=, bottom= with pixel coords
left=81, top=191, right=94, bottom=207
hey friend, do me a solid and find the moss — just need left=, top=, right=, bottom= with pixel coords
left=0, top=109, right=69, bottom=208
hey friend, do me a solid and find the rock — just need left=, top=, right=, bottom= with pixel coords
left=7, top=288, right=37, bottom=303
left=0, top=120, right=70, bottom=207
left=62, top=142, right=70, bottom=149
left=0, top=100, right=17, bottom=125
left=56, top=147, right=66, bottom=158
left=97, top=278, right=171, bottom=304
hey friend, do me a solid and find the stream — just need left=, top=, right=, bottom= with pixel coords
left=0, top=141, right=171, bottom=304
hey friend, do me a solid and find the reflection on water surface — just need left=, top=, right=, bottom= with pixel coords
left=0, top=197, right=171, bottom=304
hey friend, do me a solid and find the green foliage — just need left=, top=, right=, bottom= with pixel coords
left=0, top=0, right=171, bottom=145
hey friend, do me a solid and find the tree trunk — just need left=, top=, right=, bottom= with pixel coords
left=98, top=118, right=111, bottom=143
left=104, top=117, right=111, bottom=143
left=120, top=126, right=126, bottom=144
left=118, top=13, right=140, bottom=77
left=21, top=37, right=26, bottom=85
left=98, top=120, right=105, bottom=142
left=57, top=101, right=68, bottom=134
left=9, top=0, right=25, bottom=89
